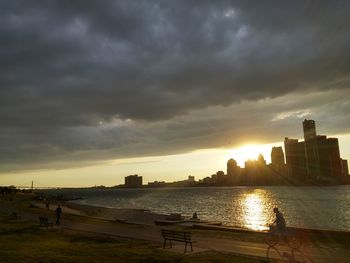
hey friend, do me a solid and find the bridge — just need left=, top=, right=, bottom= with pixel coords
left=6, top=181, right=61, bottom=190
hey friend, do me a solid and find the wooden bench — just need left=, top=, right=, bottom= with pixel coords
left=39, top=216, right=53, bottom=227
left=9, top=212, right=20, bottom=220
left=161, top=229, right=194, bottom=253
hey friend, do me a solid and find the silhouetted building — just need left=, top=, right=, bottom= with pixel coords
left=125, top=174, right=142, bottom=188
left=257, top=154, right=266, bottom=166
left=341, top=159, right=349, bottom=176
left=227, top=158, right=239, bottom=176
left=202, top=176, right=212, bottom=184
left=284, top=138, right=307, bottom=179
left=271, top=147, right=285, bottom=166
left=303, top=119, right=319, bottom=178
left=316, top=136, right=342, bottom=178
left=285, top=120, right=344, bottom=180
left=148, top=181, right=166, bottom=187
left=303, top=119, right=316, bottom=141
left=243, top=155, right=266, bottom=170
left=245, top=159, right=256, bottom=170
left=211, top=171, right=225, bottom=184
left=188, top=175, right=195, bottom=182
left=271, top=146, right=285, bottom=173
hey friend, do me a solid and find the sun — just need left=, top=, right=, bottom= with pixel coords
left=229, top=144, right=274, bottom=168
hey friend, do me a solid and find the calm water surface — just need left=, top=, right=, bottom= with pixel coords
left=43, top=186, right=350, bottom=231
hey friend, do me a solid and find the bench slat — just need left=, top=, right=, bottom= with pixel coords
left=39, top=216, right=53, bottom=227
left=161, top=228, right=194, bottom=253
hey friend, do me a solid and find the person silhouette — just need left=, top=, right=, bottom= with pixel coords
left=272, top=207, right=286, bottom=233
left=191, top=212, right=198, bottom=220
left=55, top=205, right=62, bottom=225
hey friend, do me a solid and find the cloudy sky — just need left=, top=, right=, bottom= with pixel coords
left=1, top=1, right=350, bottom=187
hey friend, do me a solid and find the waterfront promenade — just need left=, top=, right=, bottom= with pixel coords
left=2, top=194, right=350, bottom=262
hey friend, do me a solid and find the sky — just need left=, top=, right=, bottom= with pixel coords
left=1, top=1, right=350, bottom=187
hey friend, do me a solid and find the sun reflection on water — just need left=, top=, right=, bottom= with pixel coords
left=241, top=190, right=270, bottom=231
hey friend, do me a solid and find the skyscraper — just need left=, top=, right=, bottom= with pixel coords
left=284, top=138, right=307, bottom=179
left=227, top=158, right=239, bottom=176
left=271, top=147, right=285, bottom=166
left=284, top=120, right=344, bottom=180
left=303, top=119, right=316, bottom=141
left=125, top=174, right=143, bottom=187
left=257, top=154, right=266, bottom=166
left=341, top=159, right=349, bottom=176
left=303, top=119, right=318, bottom=178
left=271, top=146, right=285, bottom=173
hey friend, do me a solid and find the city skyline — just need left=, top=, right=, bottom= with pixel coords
left=3, top=123, right=350, bottom=188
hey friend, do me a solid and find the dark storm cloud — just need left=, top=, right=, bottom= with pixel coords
left=1, top=1, right=350, bottom=172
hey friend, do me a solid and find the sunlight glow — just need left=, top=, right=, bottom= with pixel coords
left=2, top=134, right=350, bottom=188
left=241, top=190, right=270, bottom=231
left=229, top=144, right=277, bottom=168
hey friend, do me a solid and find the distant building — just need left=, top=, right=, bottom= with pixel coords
left=284, top=120, right=344, bottom=180
left=271, top=147, right=285, bottom=166
left=303, top=119, right=317, bottom=141
left=316, top=136, right=342, bottom=178
left=202, top=176, right=212, bottom=184
left=245, top=159, right=258, bottom=170
left=257, top=154, right=266, bottom=166
left=147, top=181, right=166, bottom=187
left=211, top=171, right=225, bottom=184
left=244, top=154, right=266, bottom=170
left=341, top=159, right=349, bottom=176
left=271, top=146, right=285, bottom=173
left=188, top=175, right=195, bottom=182
left=124, top=174, right=142, bottom=188
left=227, top=158, right=239, bottom=176
left=284, top=138, right=307, bottom=179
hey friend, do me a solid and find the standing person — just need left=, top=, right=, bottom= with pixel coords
left=55, top=205, right=62, bottom=225
left=45, top=200, right=50, bottom=210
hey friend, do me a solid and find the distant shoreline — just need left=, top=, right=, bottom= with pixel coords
left=40, top=182, right=350, bottom=190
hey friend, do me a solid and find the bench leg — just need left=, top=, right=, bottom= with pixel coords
left=170, top=240, right=172, bottom=248
left=190, top=242, right=193, bottom=252
left=185, top=242, right=187, bottom=253
left=163, top=239, right=166, bottom=249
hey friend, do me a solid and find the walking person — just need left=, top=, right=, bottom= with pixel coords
left=55, top=204, right=62, bottom=225
left=45, top=200, right=50, bottom=210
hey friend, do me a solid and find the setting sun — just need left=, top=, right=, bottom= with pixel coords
left=229, top=143, right=281, bottom=168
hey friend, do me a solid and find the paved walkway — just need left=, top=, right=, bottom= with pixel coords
left=61, top=218, right=350, bottom=262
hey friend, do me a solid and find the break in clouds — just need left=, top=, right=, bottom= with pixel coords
left=1, top=1, right=350, bottom=172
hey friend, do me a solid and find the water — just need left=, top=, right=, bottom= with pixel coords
left=42, top=186, right=350, bottom=231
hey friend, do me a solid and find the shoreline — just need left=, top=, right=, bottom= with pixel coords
left=31, top=198, right=168, bottom=225
left=66, top=201, right=168, bottom=225
left=31, top=197, right=350, bottom=237
left=36, top=183, right=350, bottom=191
left=69, top=202, right=350, bottom=235
left=33, top=188, right=350, bottom=233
